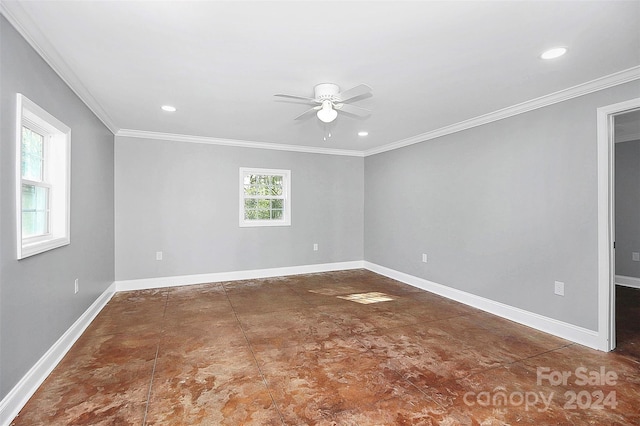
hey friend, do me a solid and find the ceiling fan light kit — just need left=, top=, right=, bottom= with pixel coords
left=317, top=100, right=338, bottom=123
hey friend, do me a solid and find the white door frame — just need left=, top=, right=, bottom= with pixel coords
left=596, top=97, right=640, bottom=351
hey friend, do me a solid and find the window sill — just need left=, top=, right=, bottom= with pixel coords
left=239, top=220, right=291, bottom=228
left=19, top=236, right=70, bottom=259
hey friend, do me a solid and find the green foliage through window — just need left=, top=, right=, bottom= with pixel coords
left=241, top=171, right=288, bottom=223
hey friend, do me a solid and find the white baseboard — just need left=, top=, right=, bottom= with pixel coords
left=115, top=261, right=366, bottom=291
left=616, top=274, right=640, bottom=289
left=0, top=282, right=116, bottom=426
left=363, top=262, right=602, bottom=351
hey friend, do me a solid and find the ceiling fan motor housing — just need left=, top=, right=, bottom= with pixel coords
left=314, top=83, right=340, bottom=101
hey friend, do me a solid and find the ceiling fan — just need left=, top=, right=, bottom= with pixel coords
left=275, top=83, right=372, bottom=123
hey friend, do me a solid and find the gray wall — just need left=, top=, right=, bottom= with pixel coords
left=365, top=81, right=640, bottom=331
left=115, top=137, right=364, bottom=280
left=0, top=17, right=115, bottom=399
left=616, top=139, right=640, bottom=279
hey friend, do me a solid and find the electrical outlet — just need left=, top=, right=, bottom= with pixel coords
left=422, top=253, right=428, bottom=263
left=313, top=243, right=318, bottom=251
left=633, top=252, right=640, bottom=262
left=74, top=278, right=79, bottom=294
left=554, top=281, right=565, bottom=296
left=156, top=251, right=163, bottom=261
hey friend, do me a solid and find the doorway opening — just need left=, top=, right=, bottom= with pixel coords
left=596, top=98, right=640, bottom=352
left=613, top=110, right=640, bottom=356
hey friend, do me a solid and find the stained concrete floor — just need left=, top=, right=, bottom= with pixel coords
left=12, top=270, right=640, bottom=425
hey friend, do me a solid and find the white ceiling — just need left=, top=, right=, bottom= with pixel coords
left=2, top=0, right=639, bottom=154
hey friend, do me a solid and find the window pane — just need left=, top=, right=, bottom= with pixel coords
left=21, top=126, right=44, bottom=181
left=244, top=198, right=286, bottom=221
left=271, top=176, right=283, bottom=195
left=244, top=173, right=285, bottom=196
left=22, top=211, right=48, bottom=237
left=258, top=185, right=270, bottom=196
left=22, top=211, right=36, bottom=237
left=35, top=186, right=48, bottom=210
left=22, top=184, right=48, bottom=211
left=34, top=210, right=47, bottom=235
left=22, top=184, right=48, bottom=237
left=22, top=184, right=36, bottom=210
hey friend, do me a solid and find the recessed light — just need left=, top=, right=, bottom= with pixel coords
left=358, top=131, right=369, bottom=136
left=161, top=105, right=176, bottom=112
left=541, top=47, right=567, bottom=60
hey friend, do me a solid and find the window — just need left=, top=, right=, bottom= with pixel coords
left=239, top=167, right=291, bottom=227
left=16, top=94, right=71, bottom=259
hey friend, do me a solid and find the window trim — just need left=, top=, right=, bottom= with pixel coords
left=239, top=167, right=291, bottom=227
left=16, top=94, right=71, bottom=259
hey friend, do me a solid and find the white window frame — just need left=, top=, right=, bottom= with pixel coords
left=239, top=167, right=291, bottom=227
left=16, top=94, right=71, bottom=259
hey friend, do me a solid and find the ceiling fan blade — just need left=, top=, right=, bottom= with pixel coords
left=334, top=103, right=371, bottom=116
left=274, top=94, right=318, bottom=103
left=293, top=106, right=321, bottom=120
left=335, top=84, right=372, bottom=102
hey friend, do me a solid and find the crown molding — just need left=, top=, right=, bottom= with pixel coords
left=365, top=66, right=640, bottom=157
left=0, top=2, right=119, bottom=134
left=116, top=129, right=365, bottom=157
left=118, top=61, right=638, bottom=158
